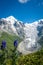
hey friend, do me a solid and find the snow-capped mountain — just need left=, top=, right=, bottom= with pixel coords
left=0, top=16, right=43, bottom=54
left=0, top=16, right=24, bottom=38
left=18, top=19, right=43, bottom=54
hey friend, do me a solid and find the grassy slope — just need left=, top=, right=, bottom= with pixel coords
left=0, top=32, right=43, bottom=65
left=0, top=32, right=22, bottom=50
left=16, top=48, right=43, bottom=65
left=16, top=36, right=43, bottom=65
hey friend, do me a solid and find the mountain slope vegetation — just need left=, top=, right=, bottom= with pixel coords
left=16, top=48, right=43, bottom=65
left=0, top=32, right=22, bottom=50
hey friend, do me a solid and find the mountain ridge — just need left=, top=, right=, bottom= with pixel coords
left=0, top=16, right=43, bottom=54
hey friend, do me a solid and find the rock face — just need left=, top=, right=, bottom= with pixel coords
left=17, top=19, right=43, bottom=54
left=0, top=16, right=43, bottom=54
left=0, top=16, right=24, bottom=38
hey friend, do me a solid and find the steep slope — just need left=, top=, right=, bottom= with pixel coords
left=0, top=16, right=24, bottom=38
left=18, top=19, right=43, bottom=54
left=0, top=32, right=22, bottom=50
left=0, top=16, right=43, bottom=54
left=16, top=49, right=43, bottom=65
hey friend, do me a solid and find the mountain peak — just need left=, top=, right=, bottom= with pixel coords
left=39, top=19, right=43, bottom=21
left=38, top=19, right=43, bottom=24
left=6, top=16, right=15, bottom=19
left=6, top=16, right=17, bottom=22
left=0, top=16, right=43, bottom=54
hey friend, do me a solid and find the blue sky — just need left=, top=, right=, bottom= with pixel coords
left=0, top=0, right=43, bottom=23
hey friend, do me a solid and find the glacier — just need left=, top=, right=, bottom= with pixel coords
left=0, top=16, right=43, bottom=54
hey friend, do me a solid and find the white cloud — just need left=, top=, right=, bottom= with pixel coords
left=18, top=0, right=30, bottom=4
